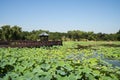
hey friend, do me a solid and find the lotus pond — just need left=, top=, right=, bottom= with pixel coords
left=0, top=41, right=120, bottom=80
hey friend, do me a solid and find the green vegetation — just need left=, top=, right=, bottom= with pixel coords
left=0, top=41, right=120, bottom=80
left=0, top=25, right=120, bottom=41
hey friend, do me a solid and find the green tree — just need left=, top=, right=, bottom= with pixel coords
left=11, top=26, right=22, bottom=40
left=0, top=25, right=11, bottom=40
left=116, top=30, right=120, bottom=41
left=87, top=31, right=95, bottom=40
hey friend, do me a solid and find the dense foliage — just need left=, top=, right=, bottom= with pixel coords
left=0, top=41, right=120, bottom=80
left=0, top=25, right=120, bottom=41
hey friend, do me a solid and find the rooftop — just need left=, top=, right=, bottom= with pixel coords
left=39, top=32, right=49, bottom=36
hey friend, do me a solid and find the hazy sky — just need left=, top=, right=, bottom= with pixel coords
left=0, top=0, right=120, bottom=33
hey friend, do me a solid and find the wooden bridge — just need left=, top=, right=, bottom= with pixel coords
left=0, top=32, right=62, bottom=48
left=0, top=40, right=62, bottom=48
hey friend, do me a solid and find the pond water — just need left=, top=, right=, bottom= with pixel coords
left=103, top=59, right=120, bottom=67
left=92, top=51, right=120, bottom=67
left=67, top=51, right=120, bottom=67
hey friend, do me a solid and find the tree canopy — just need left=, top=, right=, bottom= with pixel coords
left=0, top=25, right=119, bottom=41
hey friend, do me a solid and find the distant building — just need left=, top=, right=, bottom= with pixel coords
left=39, top=32, right=49, bottom=41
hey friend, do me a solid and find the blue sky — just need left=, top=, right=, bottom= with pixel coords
left=0, top=0, right=120, bottom=33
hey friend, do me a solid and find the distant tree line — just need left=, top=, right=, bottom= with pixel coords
left=0, top=25, right=120, bottom=41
